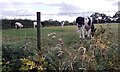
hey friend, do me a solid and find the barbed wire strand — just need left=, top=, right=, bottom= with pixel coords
left=15, top=11, right=117, bottom=16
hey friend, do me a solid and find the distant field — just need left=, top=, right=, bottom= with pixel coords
left=2, top=23, right=118, bottom=48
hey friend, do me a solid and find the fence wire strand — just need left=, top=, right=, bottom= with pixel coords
left=15, top=11, right=117, bottom=16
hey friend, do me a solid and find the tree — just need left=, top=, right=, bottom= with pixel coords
left=64, top=21, right=69, bottom=26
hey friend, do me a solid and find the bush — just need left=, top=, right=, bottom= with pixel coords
left=42, top=24, right=119, bottom=71
left=2, top=38, right=37, bottom=71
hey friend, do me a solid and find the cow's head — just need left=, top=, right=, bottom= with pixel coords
left=21, top=25, right=23, bottom=28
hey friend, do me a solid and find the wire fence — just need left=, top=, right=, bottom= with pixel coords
left=15, top=10, right=117, bottom=16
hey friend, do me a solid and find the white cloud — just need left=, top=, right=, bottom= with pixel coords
left=0, top=0, right=118, bottom=21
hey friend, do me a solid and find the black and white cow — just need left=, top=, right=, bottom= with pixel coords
left=15, top=22, right=23, bottom=29
left=76, top=16, right=96, bottom=39
left=33, top=22, right=45, bottom=28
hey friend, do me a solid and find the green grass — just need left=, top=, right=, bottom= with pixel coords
left=41, top=26, right=79, bottom=47
left=41, top=23, right=118, bottom=47
left=2, top=28, right=37, bottom=51
left=2, top=23, right=118, bottom=48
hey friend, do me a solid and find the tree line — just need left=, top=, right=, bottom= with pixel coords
left=1, top=11, right=120, bottom=29
left=1, top=19, right=74, bottom=29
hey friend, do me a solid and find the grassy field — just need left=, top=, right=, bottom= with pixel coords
left=2, top=23, right=119, bottom=71
left=2, top=23, right=118, bottom=48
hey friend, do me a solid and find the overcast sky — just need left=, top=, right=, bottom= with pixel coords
left=0, top=0, right=119, bottom=22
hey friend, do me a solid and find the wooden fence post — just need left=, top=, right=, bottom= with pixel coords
left=37, top=12, right=41, bottom=50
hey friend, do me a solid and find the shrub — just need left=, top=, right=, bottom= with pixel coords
left=42, top=24, right=119, bottom=71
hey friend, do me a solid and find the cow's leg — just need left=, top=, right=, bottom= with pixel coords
left=76, top=23, right=82, bottom=39
left=82, top=25, right=85, bottom=39
left=77, top=26, right=82, bottom=39
left=78, top=27, right=83, bottom=39
left=85, top=29, right=88, bottom=38
left=15, top=25, right=17, bottom=29
left=76, top=23, right=79, bottom=32
left=91, top=34, right=94, bottom=38
left=34, top=25, right=35, bottom=28
left=79, top=28, right=82, bottom=39
left=61, top=24, right=64, bottom=31
left=87, top=28, right=91, bottom=38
